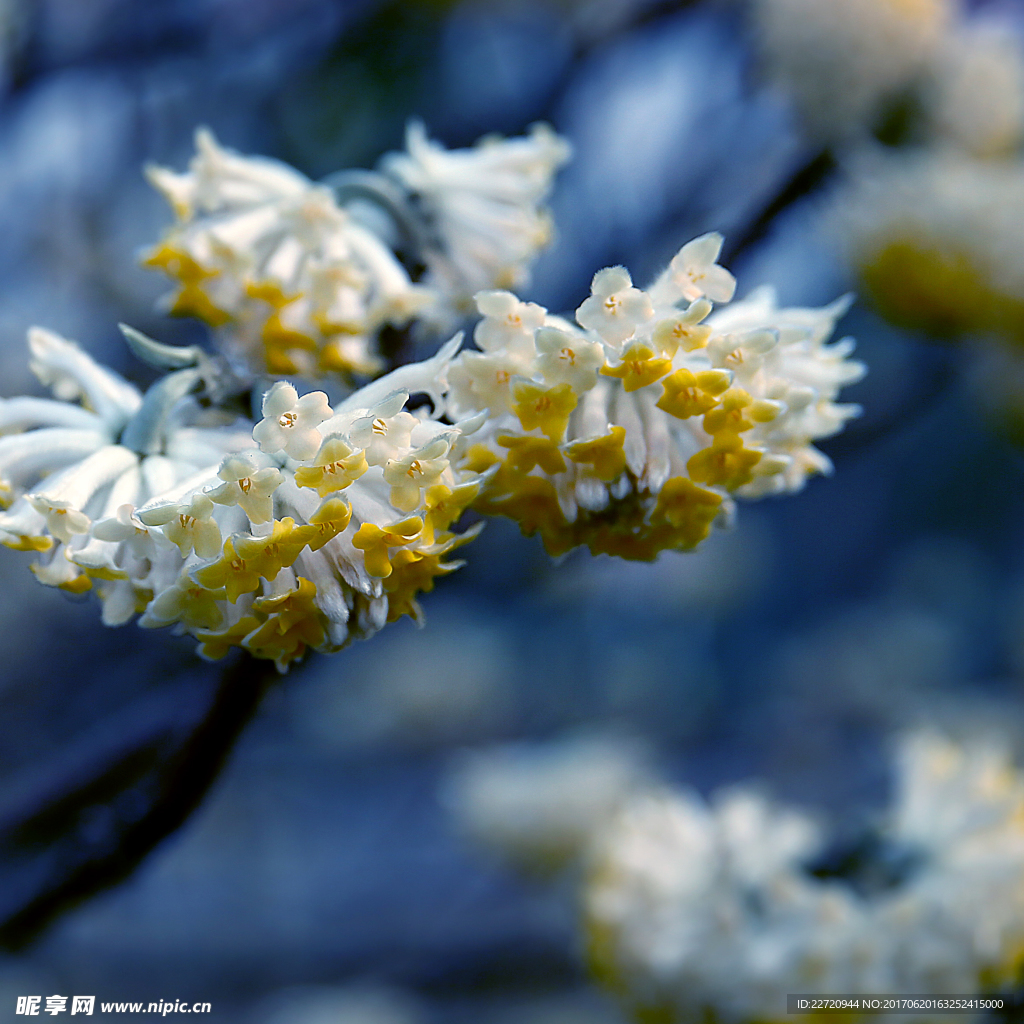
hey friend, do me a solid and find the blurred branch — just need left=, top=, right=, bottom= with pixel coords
left=0, top=652, right=278, bottom=950
left=722, top=148, right=836, bottom=265
left=819, top=347, right=958, bottom=462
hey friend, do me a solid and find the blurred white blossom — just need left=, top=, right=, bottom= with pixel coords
left=444, top=735, right=653, bottom=873
left=923, top=20, right=1024, bottom=157
left=836, top=148, right=1024, bottom=343
left=584, top=731, right=1024, bottom=1021
left=752, top=0, right=953, bottom=139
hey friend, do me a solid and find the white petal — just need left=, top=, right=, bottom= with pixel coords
left=475, top=290, right=519, bottom=318
left=335, top=334, right=463, bottom=418
left=701, top=264, right=737, bottom=303
left=35, top=445, right=138, bottom=509
left=0, top=397, right=104, bottom=435
left=28, top=328, right=142, bottom=429
left=0, top=428, right=107, bottom=491
left=680, top=232, right=724, bottom=270
left=610, top=389, right=647, bottom=479
left=262, top=381, right=299, bottom=419
left=592, top=266, right=632, bottom=297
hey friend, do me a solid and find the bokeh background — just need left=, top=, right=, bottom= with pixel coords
left=1, top=0, right=1024, bottom=1020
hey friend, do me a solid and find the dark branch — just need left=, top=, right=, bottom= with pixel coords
left=723, top=148, right=836, bottom=266
left=0, top=652, right=278, bottom=950
left=818, top=348, right=957, bottom=463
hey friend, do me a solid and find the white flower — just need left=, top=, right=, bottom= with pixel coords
left=533, top=325, right=605, bottom=393
left=704, top=287, right=864, bottom=497
left=446, top=235, right=863, bottom=560
left=650, top=298, right=714, bottom=357
left=752, top=0, right=953, bottom=139
left=446, top=348, right=533, bottom=418
left=144, top=127, right=432, bottom=377
left=25, top=327, right=142, bottom=426
left=923, top=20, right=1024, bottom=158
left=583, top=731, right=1024, bottom=1020
left=575, top=266, right=653, bottom=349
left=346, top=391, right=419, bottom=466
left=444, top=735, right=653, bottom=873
left=252, top=382, right=333, bottom=461
left=380, top=121, right=571, bottom=324
left=206, top=453, right=282, bottom=524
left=0, top=328, right=484, bottom=670
left=585, top=786, right=840, bottom=1021
left=473, top=290, right=546, bottom=356
left=0, top=330, right=143, bottom=556
left=0, top=328, right=247, bottom=620
left=27, top=495, right=92, bottom=544
left=137, top=492, right=222, bottom=559
left=834, top=148, right=1024, bottom=344
left=648, top=232, right=736, bottom=306
left=889, top=730, right=1024, bottom=870
left=383, top=437, right=451, bottom=513
left=91, top=503, right=149, bottom=549
left=141, top=574, right=226, bottom=632
left=868, top=733, right=1024, bottom=989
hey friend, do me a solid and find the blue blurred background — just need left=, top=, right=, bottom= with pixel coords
left=0, top=0, right=1023, bottom=1020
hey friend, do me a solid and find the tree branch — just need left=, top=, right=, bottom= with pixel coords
left=0, top=652, right=278, bottom=949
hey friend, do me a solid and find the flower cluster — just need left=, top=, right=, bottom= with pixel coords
left=0, top=230, right=867, bottom=666
left=144, top=123, right=569, bottom=379
left=752, top=0, right=953, bottom=140
left=0, top=328, right=483, bottom=670
left=584, top=731, right=1024, bottom=1021
left=754, top=0, right=1024, bottom=159
left=446, top=233, right=863, bottom=560
left=379, top=120, right=571, bottom=326
left=145, top=128, right=430, bottom=378
left=444, top=735, right=653, bottom=874
left=923, top=20, right=1024, bottom=159
left=837, top=149, right=1024, bottom=345
left=800, top=0, right=1024, bottom=439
